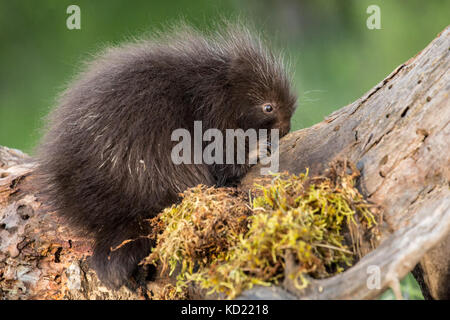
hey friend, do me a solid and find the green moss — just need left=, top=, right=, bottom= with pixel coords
left=145, top=161, right=381, bottom=299
left=142, top=186, right=251, bottom=279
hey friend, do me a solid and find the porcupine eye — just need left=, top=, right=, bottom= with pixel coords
left=262, top=104, right=273, bottom=114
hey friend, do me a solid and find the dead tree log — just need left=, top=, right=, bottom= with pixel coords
left=1, top=26, right=449, bottom=300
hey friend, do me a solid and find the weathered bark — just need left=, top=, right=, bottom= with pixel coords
left=1, top=26, right=449, bottom=300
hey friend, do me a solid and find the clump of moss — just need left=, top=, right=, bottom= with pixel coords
left=145, top=161, right=381, bottom=299
left=151, top=283, right=189, bottom=300
left=141, top=186, right=252, bottom=277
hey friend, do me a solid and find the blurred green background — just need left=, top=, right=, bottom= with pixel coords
left=1, top=0, right=448, bottom=299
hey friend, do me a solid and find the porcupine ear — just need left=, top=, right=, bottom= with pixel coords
left=227, top=54, right=252, bottom=87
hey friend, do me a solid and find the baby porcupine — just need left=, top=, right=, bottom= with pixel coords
left=36, top=24, right=297, bottom=289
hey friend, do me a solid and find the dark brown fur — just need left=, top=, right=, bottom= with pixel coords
left=35, top=24, right=297, bottom=289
